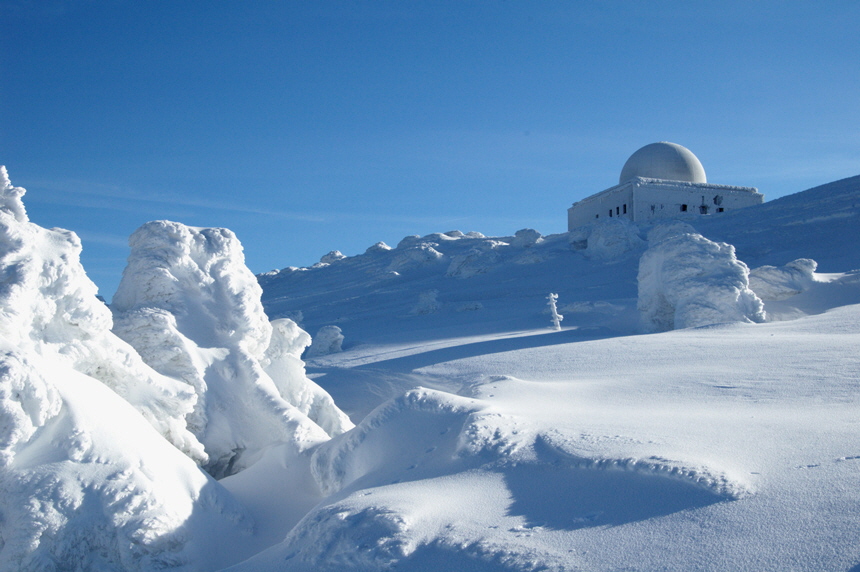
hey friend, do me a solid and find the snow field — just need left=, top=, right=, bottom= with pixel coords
left=0, top=164, right=858, bottom=570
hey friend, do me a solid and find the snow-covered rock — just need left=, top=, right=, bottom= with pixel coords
left=638, top=223, right=765, bottom=331
left=749, top=258, right=818, bottom=301
left=111, top=220, right=352, bottom=478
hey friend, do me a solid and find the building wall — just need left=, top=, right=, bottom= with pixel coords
left=568, top=178, right=763, bottom=231
left=567, top=183, right=635, bottom=229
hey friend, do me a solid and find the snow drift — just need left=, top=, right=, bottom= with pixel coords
left=111, top=220, right=352, bottom=478
left=637, top=223, right=765, bottom=332
left=304, top=325, right=344, bottom=358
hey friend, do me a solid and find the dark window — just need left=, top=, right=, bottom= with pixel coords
left=680, top=204, right=688, bottom=212
left=717, top=207, right=724, bottom=212
left=623, top=204, right=627, bottom=214
left=616, top=206, right=620, bottom=216
left=609, top=209, right=613, bottom=217
left=595, top=214, right=599, bottom=218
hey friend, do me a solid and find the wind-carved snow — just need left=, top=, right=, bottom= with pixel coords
left=749, top=258, right=818, bottom=301
left=111, top=220, right=352, bottom=478
left=0, top=167, right=249, bottom=571
left=1, top=163, right=858, bottom=571
left=0, top=167, right=203, bottom=460
left=638, top=222, right=766, bottom=331
left=231, top=387, right=747, bottom=571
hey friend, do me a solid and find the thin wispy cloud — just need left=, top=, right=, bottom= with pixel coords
left=22, top=177, right=327, bottom=222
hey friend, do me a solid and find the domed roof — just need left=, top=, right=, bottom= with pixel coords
left=619, top=142, right=707, bottom=184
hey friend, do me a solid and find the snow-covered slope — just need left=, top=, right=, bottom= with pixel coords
left=244, top=174, right=860, bottom=571
left=260, top=176, right=860, bottom=347
left=1, top=163, right=859, bottom=571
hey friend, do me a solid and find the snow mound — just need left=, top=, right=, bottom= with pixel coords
left=0, top=168, right=203, bottom=461
left=319, top=250, right=346, bottom=265
left=233, top=388, right=746, bottom=571
left=111, top=220, right=352, bottom=478
left=311, top=388, right=484, bottom=495
left=510, top=228, right=543, bottom=248
left=749, top=258, right=818, bottom=301
left=387, top=243, right=444, bottom=273
left=305, top=325, right=344, bottom=358
left=638, top=223, right=765, bottom=331
left=569, top=217, right=645, bottom=260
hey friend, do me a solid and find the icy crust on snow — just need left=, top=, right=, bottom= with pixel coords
left=111, top=221, right=352, bottom=478
left=0, top=169, right=249, bottom=570
left=235, top=388, right=746, bottom=571
left=0, top=168, right=203, bottom=461
left=638, top=223, right=765, bottom=332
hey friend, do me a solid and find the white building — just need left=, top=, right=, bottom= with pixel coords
left=567, top=142, right=764, bottom=231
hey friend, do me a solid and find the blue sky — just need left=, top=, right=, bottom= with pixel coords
left=2, top=1, right=858, bottom=298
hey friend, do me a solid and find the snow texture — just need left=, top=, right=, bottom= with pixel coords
left=748, top=258, right=818, bottom=301
left=0, top=168, right=250, bottom=571
left=2, top=163, right=860, bottom=571
left=0, top=167, right=203, bottom=461
left=305, top=325, right=344, bottom=358
left=568, top=217, right=645, bottom=260
left=638, top=222, right=766, bottom=331
left=111, top=220, right=352, bottom=477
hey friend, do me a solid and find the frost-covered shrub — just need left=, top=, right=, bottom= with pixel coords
left=306, top=325, right=345, bottom=358
left=748, top=259, right=818, bottom=301
left=0, top=167, right=204, bottom=462
left=0, top=168, right=250, bottom=571
left=638, top=224, right=765, bottom=332
left=112, top=220, right=352, bottom=477
left=411, top=290, right=441, bottom=315
left=264, top=320, right=352, bottom=437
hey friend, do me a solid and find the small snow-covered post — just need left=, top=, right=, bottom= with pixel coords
left=547, top=293, right=563, bottom=331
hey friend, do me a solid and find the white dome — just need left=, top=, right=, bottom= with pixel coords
left=619, top=142, right=707, bottom=184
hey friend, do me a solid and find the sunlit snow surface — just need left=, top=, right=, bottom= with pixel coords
left=1, top=165, right=859, bottom=571
left=247, top=175, right=860, bottom=571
